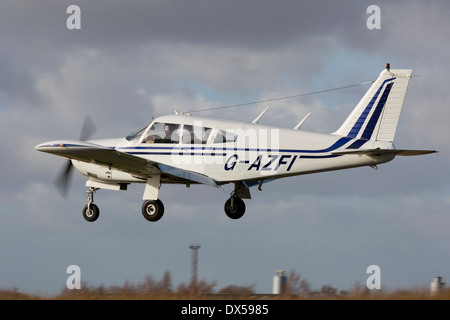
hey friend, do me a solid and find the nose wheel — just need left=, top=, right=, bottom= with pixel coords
left=82, top=203, right=99, bottom=222
left=82, top=187, right=100, bottom=222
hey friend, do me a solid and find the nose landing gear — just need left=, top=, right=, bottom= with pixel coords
left=82, top=187, right=100, bottom=222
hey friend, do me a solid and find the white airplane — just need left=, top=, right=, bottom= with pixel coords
left=36, top=65, right=437, bottom=222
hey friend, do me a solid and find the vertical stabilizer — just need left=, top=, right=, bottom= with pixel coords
left=333, top=66, right=412, bottom=142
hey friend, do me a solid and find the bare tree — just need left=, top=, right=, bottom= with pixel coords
left=159, top=270, right=172, bottom=294
left=177, top=278, right=217, bottom=295
left=138, top=274, right=156, bottom=293
left=284, top=269, right=311, bottom=296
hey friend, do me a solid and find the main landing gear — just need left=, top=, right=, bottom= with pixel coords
left=142, top=199, right=165, bottom=222
left=140, top=196, right=245, bottom=222
left=224, top=196, right=246, bottom=220
left=223, top=184, right=248, bottom=220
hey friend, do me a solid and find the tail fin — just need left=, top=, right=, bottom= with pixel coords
left=333, top=65, right=412, bottom=142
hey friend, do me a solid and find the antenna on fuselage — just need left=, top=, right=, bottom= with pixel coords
left=174, top=109, right=191, bottom=116
left=252, top=106, right=270, bottom=124
left=293, top=112, right=311, bottom=130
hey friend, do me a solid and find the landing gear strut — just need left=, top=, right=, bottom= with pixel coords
left=82, top=187, right=100, bottom=222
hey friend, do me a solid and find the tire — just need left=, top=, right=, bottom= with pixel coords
left=224, top=197, right=246, bottom=220
left=142, top=199, right=164, bottom=222
left=82, top=203, right=100, bottom=222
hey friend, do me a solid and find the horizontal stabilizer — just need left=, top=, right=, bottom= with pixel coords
left=391, top=149, right=438, bottom=156
left=332, top=148, right=438, bottom=156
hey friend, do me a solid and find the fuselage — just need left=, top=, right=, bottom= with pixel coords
left=72, top=114, right=395, bottom=186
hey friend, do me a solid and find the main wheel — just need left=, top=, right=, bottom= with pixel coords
left=82, top=203, right=100, bottom=222
left=224, top=197, right=246, bottom=220
left=142, top=199, right=165, bottom=222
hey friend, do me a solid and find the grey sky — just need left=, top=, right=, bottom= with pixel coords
left=0, top=0, right=448, bottom=295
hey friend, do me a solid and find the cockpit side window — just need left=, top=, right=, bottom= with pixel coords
left=142, top=122, right=181, bottom=144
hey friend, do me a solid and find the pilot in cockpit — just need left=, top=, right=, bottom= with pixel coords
left=163, top=124, right=173, bottom=139
left=143, top=122, right=180, bottom=143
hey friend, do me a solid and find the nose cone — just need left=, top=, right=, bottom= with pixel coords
left=35, top=142, right=49, bottom=152
left=35, top=142, right=47, bottom=151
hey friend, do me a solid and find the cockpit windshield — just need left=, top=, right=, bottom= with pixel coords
left=125, top=122, right=151, bottom=142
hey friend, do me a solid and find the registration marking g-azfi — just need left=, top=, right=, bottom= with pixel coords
left=224, top=154, right=298, bottom=172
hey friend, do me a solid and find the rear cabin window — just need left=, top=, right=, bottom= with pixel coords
left=213, top=130, right=238, bottom=143
left=182, top=125, right=213, bottom=144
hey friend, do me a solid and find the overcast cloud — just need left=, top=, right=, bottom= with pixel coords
left=0, top=0, right=448, bottom=295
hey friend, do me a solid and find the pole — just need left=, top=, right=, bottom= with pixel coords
left=189, top=243, right=201, bottom=294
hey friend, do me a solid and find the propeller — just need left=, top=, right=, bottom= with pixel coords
left=54, top=115, right=97, bottom=198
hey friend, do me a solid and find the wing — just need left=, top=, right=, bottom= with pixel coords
left=35, top=140, right=218, bottom=187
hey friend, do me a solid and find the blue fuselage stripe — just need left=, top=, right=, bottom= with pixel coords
left=346, top=139, right=368, bottom=149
